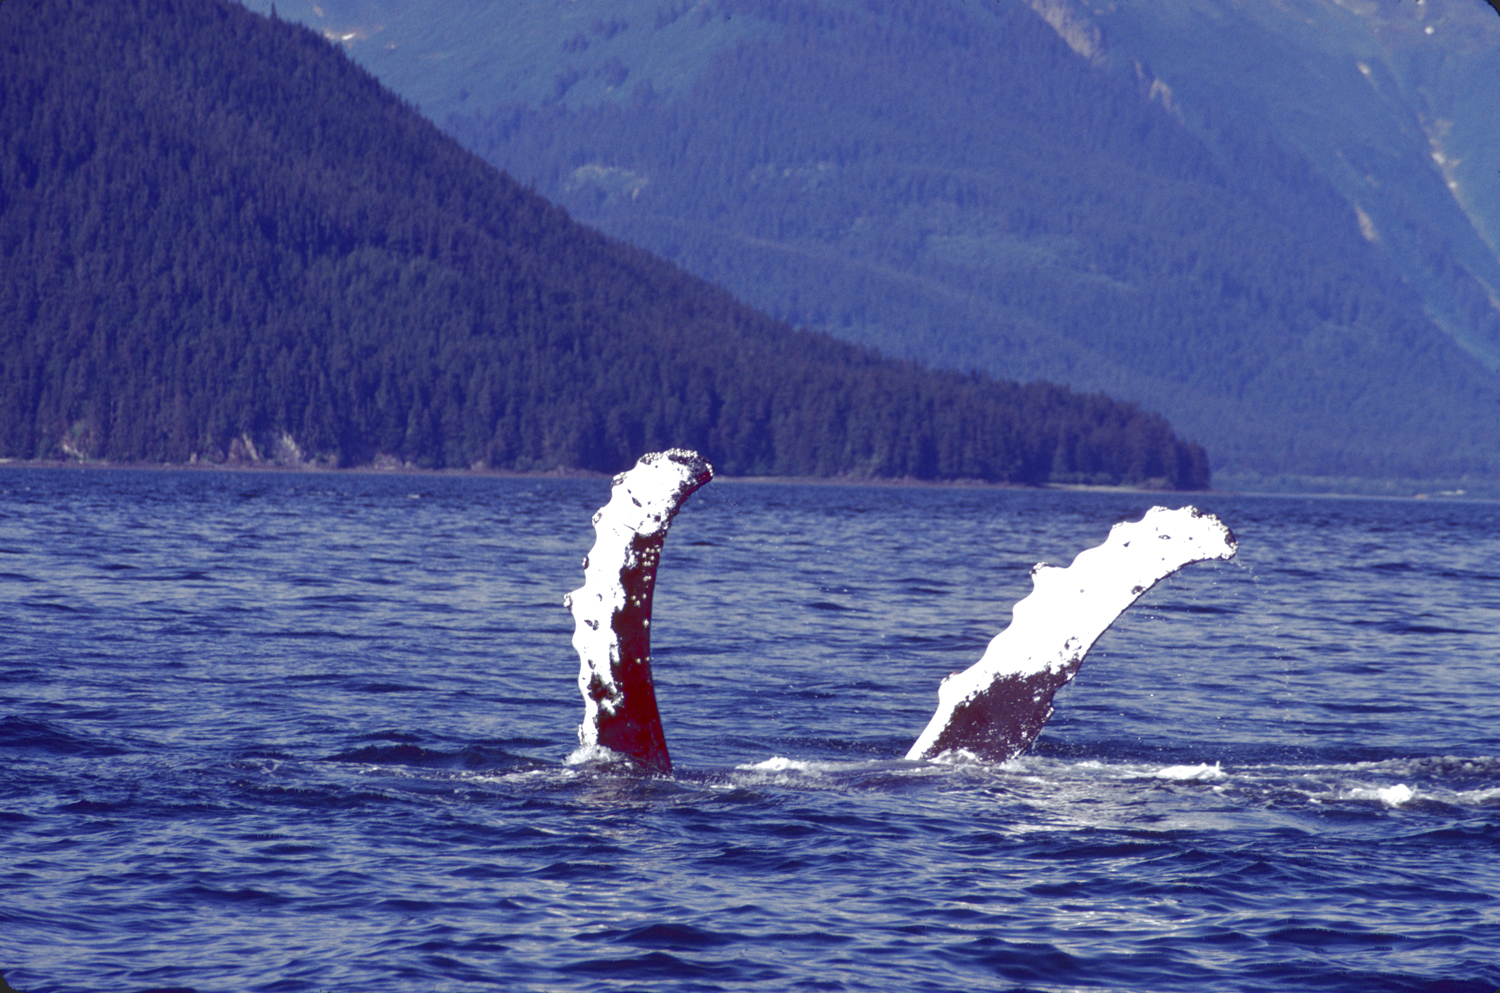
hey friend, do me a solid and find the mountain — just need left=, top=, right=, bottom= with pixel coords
left=243, top=0, right=1500, bottom=492
left=0, top=0, right=1208, bottom=487
left=1028, top=0, right=1500, bottom=373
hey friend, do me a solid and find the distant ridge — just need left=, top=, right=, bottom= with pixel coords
left=0, top=0, right=1209, bottom=487
left=265, top=0, right=1500, bottom=488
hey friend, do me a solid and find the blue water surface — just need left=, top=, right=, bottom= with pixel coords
left=1, top=467, right=1497, bottom=993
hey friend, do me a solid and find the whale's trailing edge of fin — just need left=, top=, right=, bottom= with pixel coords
left=564, top=449, right=713, bottom=773
left=905, top=506, right=1237, bottom=763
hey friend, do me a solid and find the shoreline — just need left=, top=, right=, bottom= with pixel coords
left=0, top=456, right=1211, bottom=495
left=9, top=456, right=1492, bottom=501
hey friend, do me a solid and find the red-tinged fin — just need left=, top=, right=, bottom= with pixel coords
left=564, top=450, right=713, bottom=773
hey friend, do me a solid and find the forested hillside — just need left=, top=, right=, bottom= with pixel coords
left=0, top=0, right=1209, bottom=487
left=254, top=0, right=1500, bottom=488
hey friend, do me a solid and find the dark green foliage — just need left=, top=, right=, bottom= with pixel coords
left=0, top=0, right=1208, bottom=487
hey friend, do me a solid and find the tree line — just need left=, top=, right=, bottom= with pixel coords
left=0, top=0, right=1209, bottom=488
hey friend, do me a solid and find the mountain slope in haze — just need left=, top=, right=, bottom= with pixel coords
left=1025, top=0, right=1500, bottom=373
left=0, top=0, right=1209, bottom=487
left=244, top=0, right=1500, bottom=491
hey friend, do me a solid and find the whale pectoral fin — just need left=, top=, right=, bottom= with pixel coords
left=906, top=506, right=1236, bottom=763
left=565, top=449, right=713, bottom=773
left=918, top=668, right=1066, bottom=762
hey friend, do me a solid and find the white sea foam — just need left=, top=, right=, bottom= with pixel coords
left=563, top=743, right=635, bottom=767
left=1337, top=783, right=1415, bottom=806
left=1454, top=787, right=1500, bottom=806
left=927, top=747, right=1009, bottom=767
left=1379, top=784, right=1414, bottom=806
left=736, top=755, right=826, bottom=776
left=1154, top=761, right=1226, bottom=781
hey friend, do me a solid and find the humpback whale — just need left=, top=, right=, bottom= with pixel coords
left=905, top=505, right=1237, bottom=762
left=563, top=449, right=713, bottom=773
left=565, top=450, right=1236, bottom=771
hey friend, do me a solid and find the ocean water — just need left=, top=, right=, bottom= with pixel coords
left=1, top=467, right=1497, bottom=993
